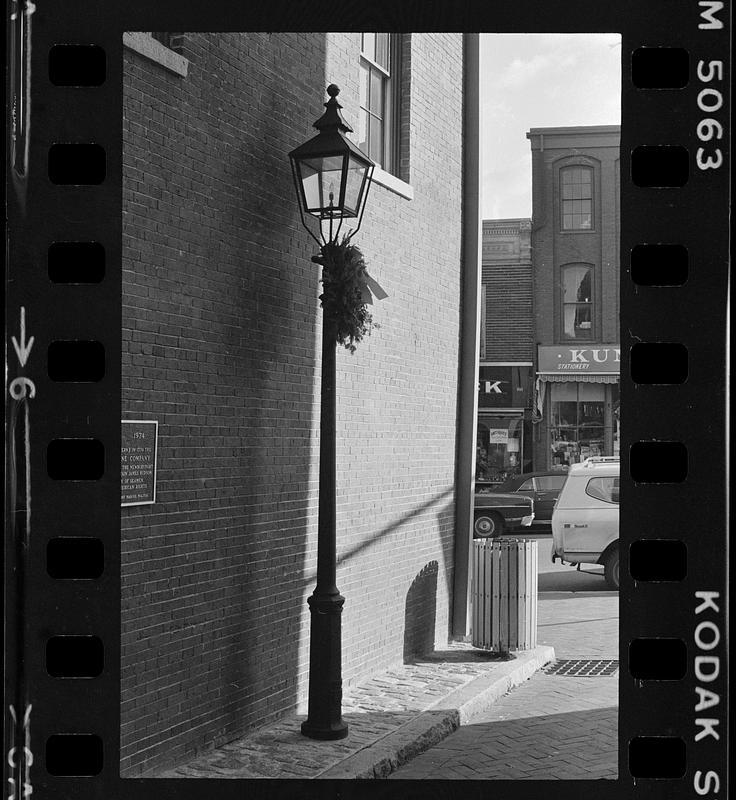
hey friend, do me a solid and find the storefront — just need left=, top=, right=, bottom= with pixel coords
left=476, top=364, right=532, bottom=488
left=535, top=345, right=620, bottom=470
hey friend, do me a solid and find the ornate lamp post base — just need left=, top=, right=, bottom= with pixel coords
left=300, top=592, right=348, bottom=740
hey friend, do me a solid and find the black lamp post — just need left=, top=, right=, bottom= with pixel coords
left=289, top=85, right=375, bottom=740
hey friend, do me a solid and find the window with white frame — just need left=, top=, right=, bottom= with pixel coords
left=358, top=33, right=400, bottom=176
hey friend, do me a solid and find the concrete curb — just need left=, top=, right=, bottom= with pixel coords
left=317, top=645, right=555, bottom=779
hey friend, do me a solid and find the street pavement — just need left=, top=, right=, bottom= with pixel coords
left=390, top=532, right=619, bottom=780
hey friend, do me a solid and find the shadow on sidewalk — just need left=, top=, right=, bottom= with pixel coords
left=410, top=648, right=517, bottom=665
left=389, top=705, right=619, bottom=780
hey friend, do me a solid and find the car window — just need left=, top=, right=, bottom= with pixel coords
left=518, top=478, right=534, bottom=491
left=586, top=476, right=619, bottom=504
left=535, top=475, right=566, bottom=491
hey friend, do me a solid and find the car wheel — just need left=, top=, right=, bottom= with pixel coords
left=474, top=512, right=504, bottom=538
left=604, top=545, right=620, bottom=590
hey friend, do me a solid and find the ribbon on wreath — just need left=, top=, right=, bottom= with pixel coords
left=359, top=270, right=388, bottom=305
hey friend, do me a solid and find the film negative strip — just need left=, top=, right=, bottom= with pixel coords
left=4, top=1, right=729, bottom=799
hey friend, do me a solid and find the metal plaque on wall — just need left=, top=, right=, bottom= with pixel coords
left=121, top=420, right=159, bottom=506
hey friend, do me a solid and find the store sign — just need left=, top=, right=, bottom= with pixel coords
left=538, top=345, right=620, bottom=374
left=478, top=366, right=530, bottom=408
left=121, top=420, right=158, bottom=506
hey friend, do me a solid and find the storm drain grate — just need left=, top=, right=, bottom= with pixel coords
left=544, top=659, right=619, bottom=676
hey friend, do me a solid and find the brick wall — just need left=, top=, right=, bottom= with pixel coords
left=481, top=219, right=533, bottom=362
left=527, top=127, right=620, bottom=346
left=121, top=32, right=465, bottom=776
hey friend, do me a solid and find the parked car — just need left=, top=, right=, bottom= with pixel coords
left=551, top=457, right=619, bottom=589
left=490, top=470, right=568, bottom=525
left=473, top=491, right=534, bottom=538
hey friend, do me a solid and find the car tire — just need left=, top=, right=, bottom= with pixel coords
left=604, top=545, right=620, bottom=590
left=473, top=512, right=504, bottom=538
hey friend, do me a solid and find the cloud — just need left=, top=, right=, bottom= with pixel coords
left=499, top=54, right=553, bottom=87
left=480, top=33, right=621, bottom=218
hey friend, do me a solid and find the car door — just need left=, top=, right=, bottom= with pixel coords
left=565, top=475, right=619, bottom=556
left=533, top=475, right=567, bottom=522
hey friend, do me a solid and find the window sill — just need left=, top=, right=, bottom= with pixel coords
left=372, top=167, right=414, bottom=200
left=123, top=32, right=189, bottom=77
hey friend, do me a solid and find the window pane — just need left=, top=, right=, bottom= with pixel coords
left=578, top=382, right=605, bottom=401
left=572, top=303, right=593, bottom=336
left=563, top=266, right=591, bottom=302
left=586, top=477, right=619, bottom=504
left=357, top=108, right=369, bottom=154
left=370, top=69, right=384, bottom=115
left=369, top=115, right=383, bottom=165
left=359, top=63, right=369, bottom=110
left=518, top=478, right=534, bottom=491
left=375, top=33, right=389, bottom=69
left=361, top=33, right=375, bottom=60
left=552, top=400, right=578, bottom=426
left=560, top=167, right=593, bottom=229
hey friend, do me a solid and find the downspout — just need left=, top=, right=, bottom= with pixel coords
left=451, top=32, right=481, bottom=638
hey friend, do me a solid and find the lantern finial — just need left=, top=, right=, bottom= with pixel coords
left=314, top=84, right=353, bottom=134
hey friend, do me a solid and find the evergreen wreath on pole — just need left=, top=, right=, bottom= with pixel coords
left=312, top=236, right=378, bottom=354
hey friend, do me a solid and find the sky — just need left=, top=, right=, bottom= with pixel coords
left=480, top=34, right=621, bottom=220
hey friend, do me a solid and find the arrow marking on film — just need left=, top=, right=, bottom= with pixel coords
left=11, top=307, right=34, bottom=367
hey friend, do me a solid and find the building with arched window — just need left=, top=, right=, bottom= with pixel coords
left=527, top=126, right=621, bottom=470
left=478, top=126, right=620, bottom=482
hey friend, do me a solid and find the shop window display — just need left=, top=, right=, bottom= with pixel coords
left=476, top=417, right=523, bottom=487
left=550, top=382, right=619, bottom=468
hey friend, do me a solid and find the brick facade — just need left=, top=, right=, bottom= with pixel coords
left=477, top=128, right=620, bottom=479
left=527, top=127, right=620, bottom=346
left=527, top=126, right=621, bottom=470
left=121, top=32, right=466, bottom=775
left=480, top=218, right=533, bottom=362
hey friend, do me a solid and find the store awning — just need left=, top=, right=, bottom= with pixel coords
left=537, top=374, right=618, bottom=383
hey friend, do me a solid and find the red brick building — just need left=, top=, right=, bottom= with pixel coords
left=479, top=126, right=620, bottom=480
left=528, top=126, right=620, bottom=471
left=120, top=32, right=479, bottom=775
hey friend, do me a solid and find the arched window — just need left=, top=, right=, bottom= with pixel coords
left=562, top=264, right=593, bottom=340
left=560, top=166, right=593, bottom=230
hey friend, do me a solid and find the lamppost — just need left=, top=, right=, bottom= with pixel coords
left=289, top=84, right=375, bottom=740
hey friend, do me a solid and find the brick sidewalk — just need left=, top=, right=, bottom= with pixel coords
left=153, top=584, right=617, bottom=780
left=155, top=642, right=553, bottom=779
left=390, top=591, right=619, bottom=780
